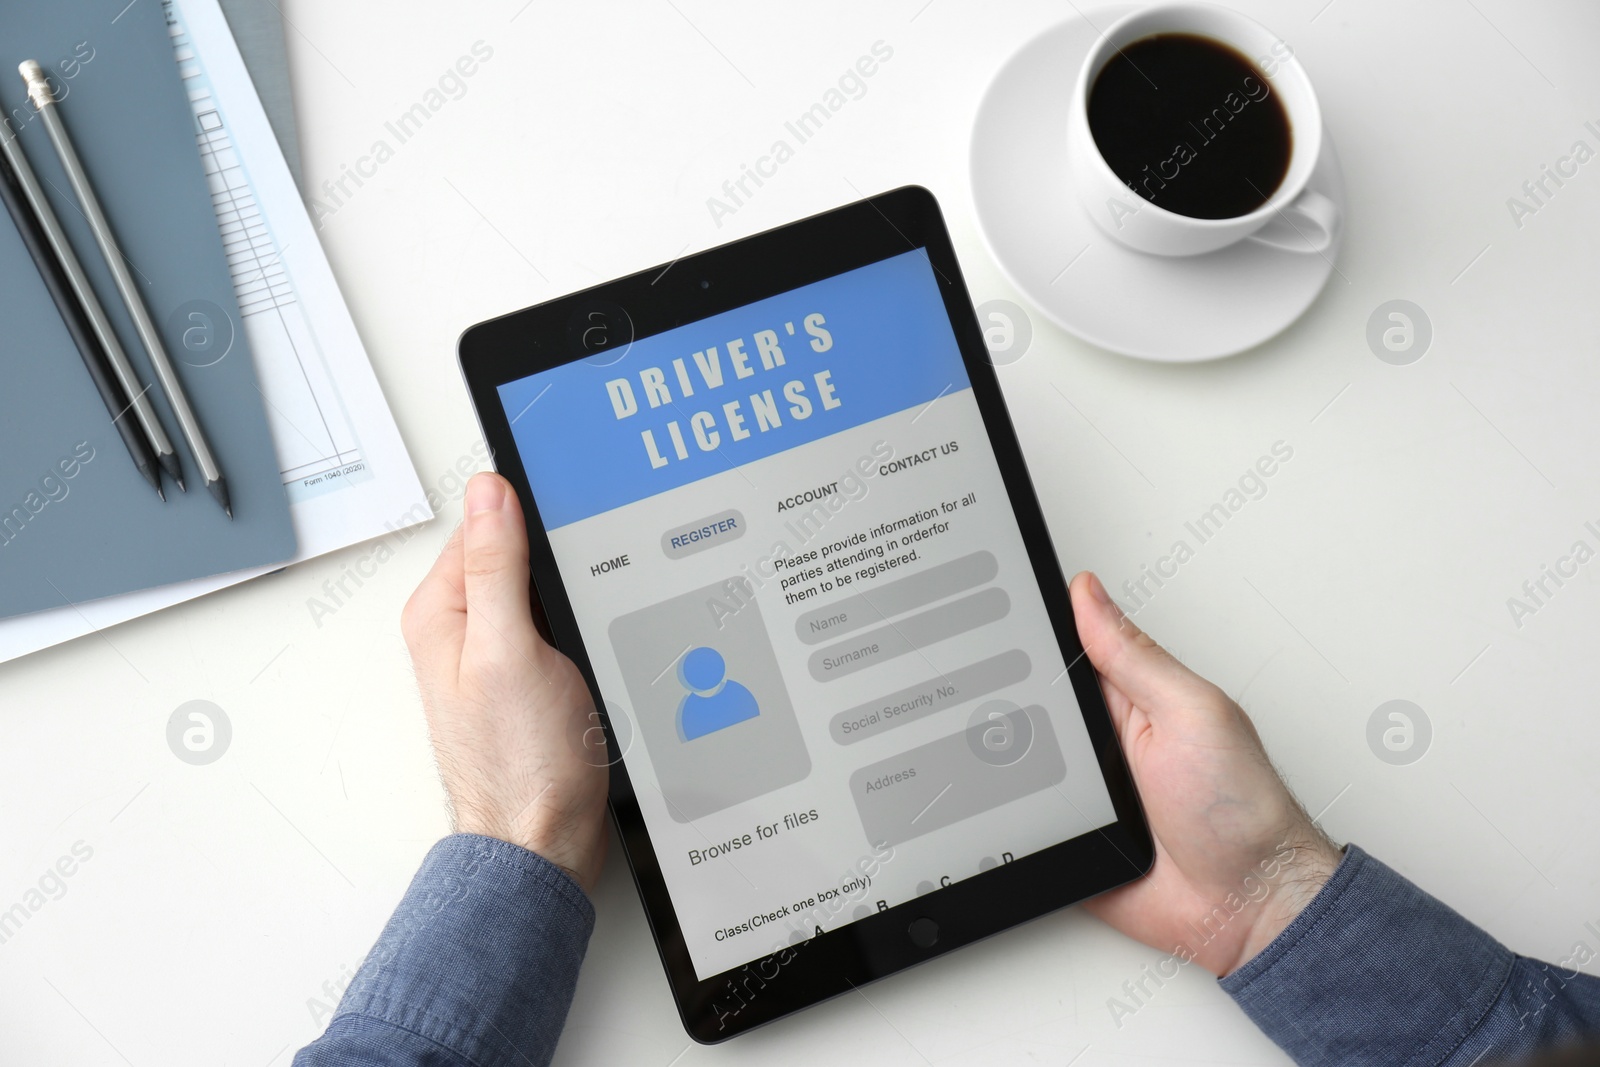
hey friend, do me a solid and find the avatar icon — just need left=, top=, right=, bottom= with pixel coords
left=610, top=578, right=808, bottom=820
left=676, top=646, right=760, bottom=741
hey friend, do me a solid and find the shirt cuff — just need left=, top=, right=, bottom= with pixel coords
left=1220, top=843, right=1514, bottom=1067
left=329, top=833, right=596, bottom=1067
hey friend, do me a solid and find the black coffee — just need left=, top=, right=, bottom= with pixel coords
left=1087, top=33, right=1292, bottom=220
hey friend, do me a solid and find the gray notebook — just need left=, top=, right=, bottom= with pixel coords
left=0, top=0, right=295, bottom=619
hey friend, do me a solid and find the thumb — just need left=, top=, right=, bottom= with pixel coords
left=461, top=473, right=538, bottom=659
left=1069, top=571, right=1210, bottom=714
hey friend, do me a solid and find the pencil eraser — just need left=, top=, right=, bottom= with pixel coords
left=19, top=61, right=52, bottom=108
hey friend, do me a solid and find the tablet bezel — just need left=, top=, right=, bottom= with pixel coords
left=457, top=185, right=1153, bottom=1043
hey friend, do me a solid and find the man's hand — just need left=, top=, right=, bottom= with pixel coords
left=402, top=473, right=609, bottom=892
left=1070, top=572, right=1342, bottom=977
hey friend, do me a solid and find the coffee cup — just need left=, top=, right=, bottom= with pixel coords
left=1065, top=3, right=1339, bottom=257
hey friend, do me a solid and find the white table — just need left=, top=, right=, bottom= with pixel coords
left=6, top=1, right=1600, bottom=1063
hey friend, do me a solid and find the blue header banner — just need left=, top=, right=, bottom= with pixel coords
left=499, top=249, right=969, bottom=529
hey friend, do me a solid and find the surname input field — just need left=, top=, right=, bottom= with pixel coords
left=807, top=585, right=1011, bottom=681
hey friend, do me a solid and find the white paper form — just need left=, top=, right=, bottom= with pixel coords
left=177, top=4, right=367, bottom=502
left=0, top=0, right=431, bottom=662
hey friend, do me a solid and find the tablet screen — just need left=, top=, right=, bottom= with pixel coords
left=497, top=248, right=1117, bottom=979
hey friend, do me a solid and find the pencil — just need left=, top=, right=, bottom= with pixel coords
left=0, top=122, right=163, bottom=498
left=0, top=113, right=184, bottom=494
left=21, top=60, right=233, bottom=519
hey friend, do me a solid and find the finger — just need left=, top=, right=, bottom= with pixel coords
left=461, top=473, right=541, bottom=662
left=1069, top=573, right=1132, bottom=737
left=1096, top=671, right=1137, bottom=737
left=526, top=573, right=557, bottom=649
left=401, top=522, right=468, bottom=678
left=1069, top=571, right=1208, bottom=715
left=1081, top=842, right=1170, bottom=926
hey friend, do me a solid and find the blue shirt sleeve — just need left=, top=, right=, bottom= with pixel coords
left=1221, top=844, right=1600, bottom=1066
left=294, top=834, right=595, bottom=1067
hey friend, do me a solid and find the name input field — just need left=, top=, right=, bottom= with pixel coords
left=796, top=550, right=999, bottom=644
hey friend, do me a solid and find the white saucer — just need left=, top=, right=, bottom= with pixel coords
left=969, top=9, right=1346, bottom=362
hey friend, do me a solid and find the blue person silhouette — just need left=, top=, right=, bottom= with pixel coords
left=676, top=647, right=760, bottom=741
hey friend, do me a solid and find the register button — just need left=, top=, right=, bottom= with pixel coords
left=661, top=509, right=746, bottom=559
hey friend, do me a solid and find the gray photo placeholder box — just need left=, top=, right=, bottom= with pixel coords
left=609, top=578, right=811, bottom=822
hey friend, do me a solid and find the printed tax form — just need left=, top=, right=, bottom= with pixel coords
left=0, top=0, right=430, bottom=662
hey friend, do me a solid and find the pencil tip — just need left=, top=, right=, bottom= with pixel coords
left=157, top=452, right=186, bottom=491
left=137, top=460, right=164, bottom=497
left=207, top=477, right=232, bottom=518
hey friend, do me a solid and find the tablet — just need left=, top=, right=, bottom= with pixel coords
left=458, top=186, right=1152, bottom=1042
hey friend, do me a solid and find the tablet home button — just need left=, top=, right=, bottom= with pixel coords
left=907, top=917, right=939, bottom=949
